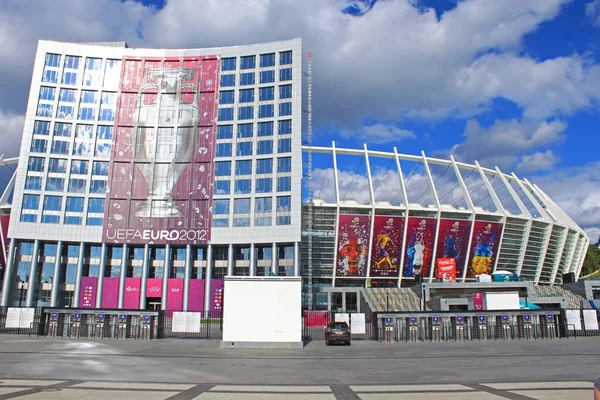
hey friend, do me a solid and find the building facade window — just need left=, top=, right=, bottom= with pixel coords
left=237, top=124, right=253, bottom=138
left=278, top=138, right=292, bottom=153
left=259, top=86, right=274, bottom=101
left=219, top=91, right=234, bottom=104
left=218, top=107, right=234, bottom=121
left=221, top=57, right=236, bottom=71
left=217, top=125, right=233, bottom=139
left=238, top=105, right=254, bottom=120
left=260, top=53, right=275, bottom=68
left=257, top=140, right=273, bottom=155
left=240, top=55, right=256, bottom=69
left=235, top=160, right=252, bottom=176
left=240, top=72, right=255, bottom=86
left=280, top=51, right=292, bottom=65
left=215, top=161, right=231, bottom=176
left=259, top=104, right=274, bottom=118
left=220, top=74, right=235, bottom=87
left=279, top=84, right=292, bottom=99
left=236, top=141, right=252, bottom=157
left=256, top=158, right=273, bottom=174
left=216, top=143, right=232, bottom=158
left=239, top=89, right=254, bottom=103
left=280, top=67, right=292, bottom=81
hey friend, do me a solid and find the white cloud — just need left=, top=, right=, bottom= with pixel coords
left=451, top=119, right=566, bottom=170
left=516, top=150, right=560, bottom=173
left=0, top=112, right=25, bottom=158
left=341, top=123, right=416, bottom=144
left=586, top=0, right=600, bottom=27
left=534, top=161, right=600, bottom=232
left=585, top=227, right=600, bottom=243
left=1, top=0, right=591, bottom=134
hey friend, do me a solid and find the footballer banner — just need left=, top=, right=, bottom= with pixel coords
left=402, top=217, right=437, bottom=278
left=434, top=219, right=472, bottom=279
left=467, top=221, right=503, bottom=278
left=369, top=216, right=404, bottom=278
left=336, top=215, right=371, bottom=277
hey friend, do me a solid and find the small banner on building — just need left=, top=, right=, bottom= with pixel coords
left=437, top=258, right=456, bottom=283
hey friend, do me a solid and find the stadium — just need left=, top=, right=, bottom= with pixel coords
left=0, top=38, right=591, bottom=316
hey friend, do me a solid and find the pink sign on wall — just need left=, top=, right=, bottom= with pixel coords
left=167, top=278, right=184, bottom=311
left=101, top=277, right=119, bottom=308
left=123, top=278, right=141, bottom=309
left=103, top=56, right=220, bottom=246
left=79, top=277, right=97, bottom=308
left=210, top=279, right=224, bottom=314
left=188, top=279, right=205, bottom=312
left=146, top=278, right=162, bottom=298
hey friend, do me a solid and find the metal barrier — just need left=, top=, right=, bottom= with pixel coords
left=375, top=310, right=570, bottom=342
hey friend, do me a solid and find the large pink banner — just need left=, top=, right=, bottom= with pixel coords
left=103, top=56, right=220, bottom=245
left=123, top=278, right=141, bottom=309
left=167, top=278, right=184, bottom=311
left=101, top=277, right=119, bottom=308
left=434, top=219, right=472, bottom=279
left=369, top=216, right=404, bottom=278
left=402, top=217, right=437, bottom=278
left=146, top=278, right=162, bottom=298
left=210, top=279, right=224, bottom=314
left=336, top=215, right=371, bottom=277
left=79, top=277, right=97, bottom=308
left=188, top=279, right=205, bottom=312
left=467, top=221, right=503, bottom=278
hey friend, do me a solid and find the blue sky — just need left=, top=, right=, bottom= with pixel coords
left=0, top=0, right=598, bottom=240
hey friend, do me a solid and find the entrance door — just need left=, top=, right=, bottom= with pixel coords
left=147, top=300, right=161, bottom=310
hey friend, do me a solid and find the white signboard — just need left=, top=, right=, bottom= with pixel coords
left=172, top=312, right=202, bottom=333
left=334, top=313, right=350, bottom=326
left=172, top=312, right=187, bottom=333
left=566, top=310, right=582, bottom=331
left=350, top=313, right=366, bottom=334
left=185, top=312, right=201, bottom=333
left=583, top=310, right=599, bottom=331
left=5, top=308, right=35, bottom=329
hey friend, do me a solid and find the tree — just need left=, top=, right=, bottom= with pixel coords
left=581, top=244, right=600, bottom=277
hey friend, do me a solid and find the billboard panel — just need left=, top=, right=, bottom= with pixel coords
left=188, top=279, right=205, bottom=312
left=101, top=277, right=119, bottom=308
left=79, top=277, right=97, bottom=308
left=167, top=278, right=184, bottom=311
left=336, top=215, right=371, bottom=277
left=467, top=221, right=503, bottom=278
left=103, top=56, right=220, bottom=245
left=123, top=278, right=141, bottom=309
left=210, top=279, right=224, bottom=313
left=369, top=216, right=404, bottom=278
left=402, top=217, right=437, bottom=278
left=146, top=278, right=162, bottom=298
left=437, top=258, right=456, bottom=283
left=434, top=219, right=472, bottom=278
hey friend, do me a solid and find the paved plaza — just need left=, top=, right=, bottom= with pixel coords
left=0, top=336, right=597, bottom=399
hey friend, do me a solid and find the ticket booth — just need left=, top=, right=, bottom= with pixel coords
left=454, top=316, right=465, bottom=341
left=431, top=316, right=441, bottom=341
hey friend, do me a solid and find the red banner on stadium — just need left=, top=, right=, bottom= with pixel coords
left=103, top=56, right=220, bottom=245
left=402, top=217, right=437, bottom=278
left=336, top=215, right=371, bottom=277
left=437, top=258, right=456, bottom=283
left=434, top=218, right=472, bottom=279
left=467, top=221, right=503, bottom=278
left=369, top=216, right=404, bottom=278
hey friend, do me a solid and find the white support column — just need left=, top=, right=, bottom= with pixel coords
left=271, top=242, right=278, bottom=276
left=73, top=242, right=85, bottom=307
left=294, top=241, right=301, bottom=277
left=25, top=240, right=40, bottom=307
left=511, top=173, right=550, bottom=220
left=1, top=240, right=16, bottom=306
left=495, top=168, right=530, bottom=217
left=162, top=244, right=170, bottom=310
left=393, top=148, right=409, bottom=287
left=139, top=244, right=149, bottom=310
left=227, top=244, right=234, bottom=276
left=550, top=227, right=568, bottom=283
left=574, top=236, right=589, bottom=280
left=461, top=215, right=476, bottom=282
left=331, top=142, right=340, bottom=288
left=364, top=144, right=375, bottom=280
left=117, top=243, right=128, bottom=309
left=515, top=219, right=532, bottom=277
left=183, top=244, right=192, bottom=311
left=474, top=161, right=505, bottom=214
left=95, top=243, right=106, bottom=308
left=533, top=222, right=553, bottom=284
left=203, top=244, right=213, bottom=315
left=50, top=241, right=63, bottom=307
left=249, top=243, right=256, bottom=277
left=421, top=151, right=441, bottom=283
left=492, top=218, right=508, bottom=273
left=450, top=156, right=475, bottom=211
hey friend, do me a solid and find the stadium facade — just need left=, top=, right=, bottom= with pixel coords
left=0, top=39, right=589, bottom=312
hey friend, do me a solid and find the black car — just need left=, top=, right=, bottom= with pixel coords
left=325, top=321, right=351, bottom=345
